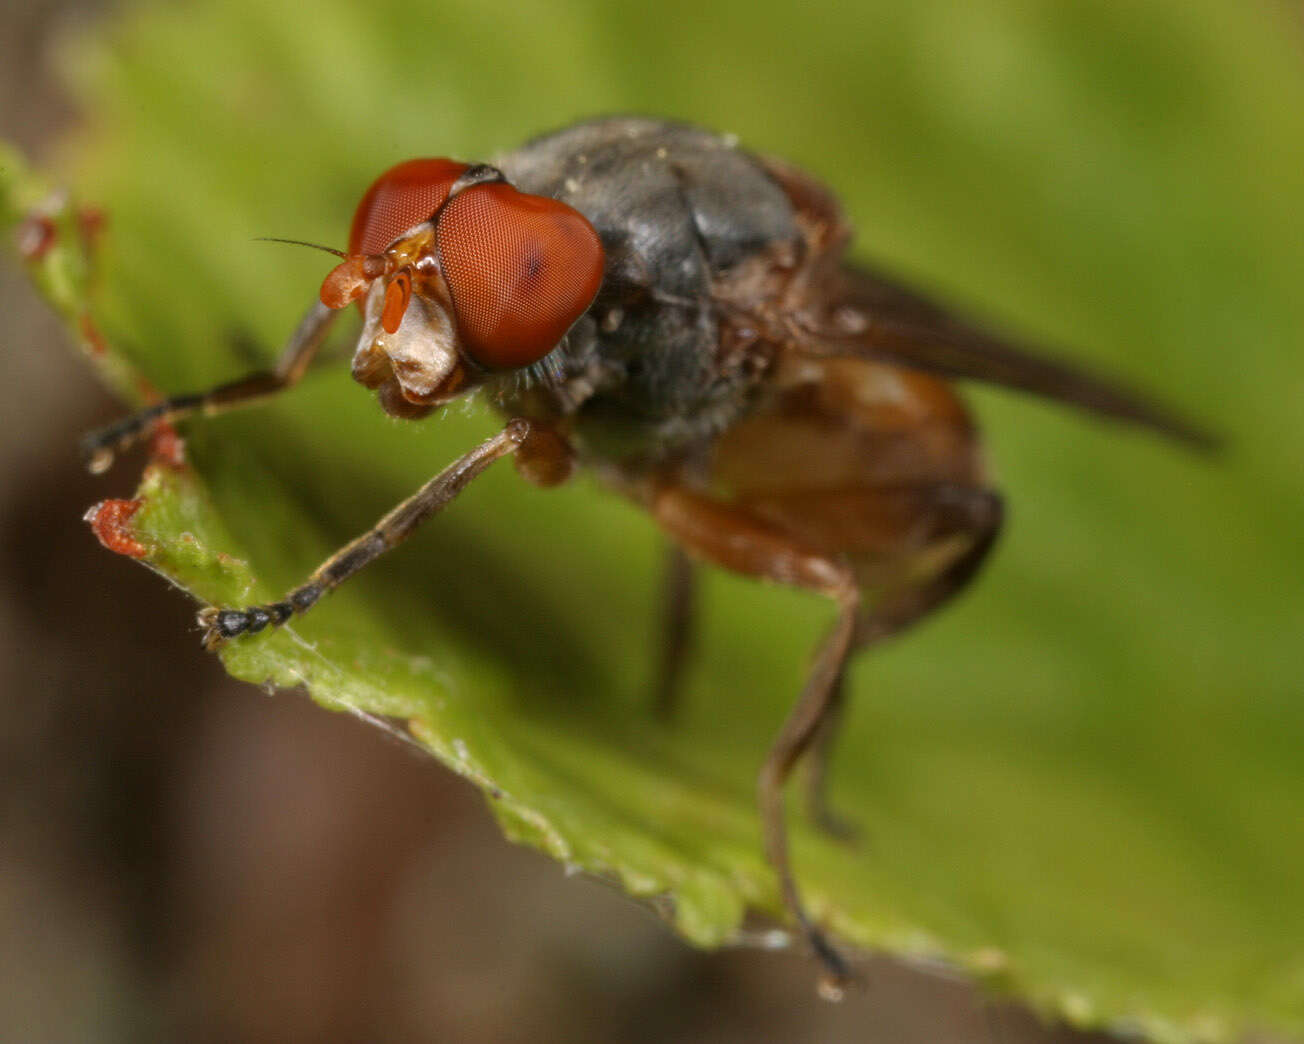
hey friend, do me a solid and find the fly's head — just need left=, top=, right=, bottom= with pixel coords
left=319, top=159, right=605, bottom=419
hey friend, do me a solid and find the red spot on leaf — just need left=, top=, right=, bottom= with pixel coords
left=16, top=214, right=57, bottom=261
left=84, top=499, right=147, bottom=559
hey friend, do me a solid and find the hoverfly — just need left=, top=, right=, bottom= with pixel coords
left=83, top=117, right=1211, bottom=993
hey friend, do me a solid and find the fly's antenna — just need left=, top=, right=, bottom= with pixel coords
left=254, top=237, right=348, bottom=258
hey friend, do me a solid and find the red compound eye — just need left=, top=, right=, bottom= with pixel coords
left=349, top=158, right=469, bottom=256
left=436, top=182, right=604, bottom=370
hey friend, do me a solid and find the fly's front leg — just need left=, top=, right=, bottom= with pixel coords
left=198, top=419, right=532, bottom=650
left=81, top=300, right=337, bottom=473
left=650, top=485, right=859, bottom=997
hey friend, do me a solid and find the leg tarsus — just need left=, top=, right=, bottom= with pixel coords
left=811, top=929, right=854, bottom=1002
left=198, top=599, right=298, bottom=650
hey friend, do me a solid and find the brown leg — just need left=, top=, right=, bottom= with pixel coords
left=652, top=543, right=696, bottom=720
left=81, top=299, right=338, bottom=473
left=198, top=419, right=531, bottom=649
left=803, top=484, right=1004, bottom=838
left=758, top=583, right=860, bottom=998
left=804, top=667, right=856, bottom=839
left=649, top=485, right=860, bottom=994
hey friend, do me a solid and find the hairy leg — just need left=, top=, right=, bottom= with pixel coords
left=198, top=419, right=531, bottom=649
left=81, top=300, right=338, bottom=473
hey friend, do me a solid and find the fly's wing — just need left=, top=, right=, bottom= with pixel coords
left=799, top=261, right=1217, bottom=451
left=754, top=155, right=1215, bottom=451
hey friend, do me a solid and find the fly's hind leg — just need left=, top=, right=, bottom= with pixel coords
left=652, top=543, right=697, bottom=720
left=803, top=483, right=1004, bottom=838
left=803, top=667, right=856, bottom=840
left=650, top=484, right=861, bottom=996
left=760, top=582, right=860, bottom=999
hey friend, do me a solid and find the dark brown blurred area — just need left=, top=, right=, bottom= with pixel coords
left=0, top=5, right=1131, bottom=1043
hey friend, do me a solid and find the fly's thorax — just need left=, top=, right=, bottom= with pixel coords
left=493, top=118, right=805, bottom=470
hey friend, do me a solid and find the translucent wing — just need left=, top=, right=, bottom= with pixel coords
left=793, top=261, right=1217, bottom=451
left=759, top=156, right=1216, bottom=451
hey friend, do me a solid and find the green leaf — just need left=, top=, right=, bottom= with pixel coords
left=7, top=0, right=1304, bottom=1039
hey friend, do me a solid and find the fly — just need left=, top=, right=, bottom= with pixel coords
left=82, top=117, right=1213, bottom=995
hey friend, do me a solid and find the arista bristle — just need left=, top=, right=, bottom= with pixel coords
left=255, top=236, right=347, bottom=258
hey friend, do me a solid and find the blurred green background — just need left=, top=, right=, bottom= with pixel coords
left=3, top=0, right=1302, bottom=1041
